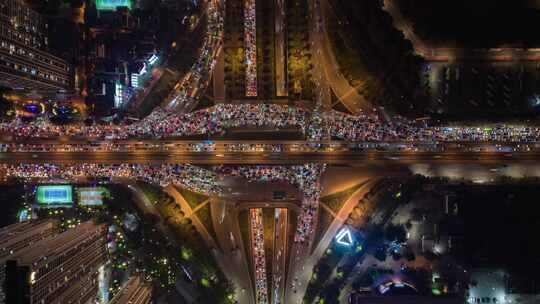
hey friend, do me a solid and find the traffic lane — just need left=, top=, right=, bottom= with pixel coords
left=3, top=137, right=540, bottom=147
left=273, top=208, right=288, bottom=304
left=210, top=199, right=255, bottom=303
left=285, top=238, right=312, bottom=303
left=315, top=0, right=370, bottom=114
left=2, top=151, right=540, bottom=164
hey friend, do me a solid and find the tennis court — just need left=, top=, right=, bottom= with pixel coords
left=78, top=187, right=109, bottom=206
left=36, top=185, right=73, bottom=205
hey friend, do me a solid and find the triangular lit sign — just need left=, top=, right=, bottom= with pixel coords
left=336, top=227, right=353, bottom=246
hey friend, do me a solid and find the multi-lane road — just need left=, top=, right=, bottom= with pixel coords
left=210, top=198, right=255, bottom=304
left=311, top=0, right=371, bottom=114
left=272, top=208, right=288, bottom=304
left=284, top=179, right=377, bottom=304
left=2, top=150, right=540, bottom=165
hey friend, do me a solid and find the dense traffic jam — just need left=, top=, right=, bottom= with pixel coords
left=2, top=104, right=540, bottom=146
left=216, top=164, right=325, bottom=244
left=0, top=163, right=222, bottom=195
left=0, top=140, right=534, bottom=154
left=250, top=208, right=268, bottom=304
left=244, top=0, right=258, bottom=97
left=1, top=163, right=325, bottom=252
left=165, top=0, right=223, bottom=112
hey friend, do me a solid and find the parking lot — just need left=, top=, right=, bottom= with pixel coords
left=426, top=61, right=540, bottom=119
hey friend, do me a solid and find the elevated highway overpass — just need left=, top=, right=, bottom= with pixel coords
left=0, top=139, right=539, bottom=165
left=0, top=150, right=539, bottom=165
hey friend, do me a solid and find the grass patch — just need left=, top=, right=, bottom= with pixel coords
left=176, top=186, right=208, bottom=209
left=320, top=183, right=364, bottom=214
left=256, top=0, right=276, bottom=98
left=224, top=0, right=246, bottom=99
left=325, top=2, right=370, bottom=86
left=135, top=181, right=164, bottom=203
left=136, top=182, right=220, bottom=277
left=286, top=0, right=314, bottom=101
left=195, top=203, right=219, bottom=248
left=348, top=179, right=406, bottom=229
left=311, top=207, right=334, bottom=255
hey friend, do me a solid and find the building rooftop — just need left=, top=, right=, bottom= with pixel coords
left=0, top=219, right=58, bottom=262
left=109, top=274, right=152, bottom=304
left=9, top=220, right=106, bottom=266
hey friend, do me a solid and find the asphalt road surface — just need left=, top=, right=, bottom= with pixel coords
left=2, top=151, right=540, bottom=165
left=272, top=208, right=288, bottom=304
left=314, top=0, right=371, bottom=114
left=382, top=0, right=540, bottom=62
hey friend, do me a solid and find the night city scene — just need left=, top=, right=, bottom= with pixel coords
left=0, top=0, right=540, bottom=303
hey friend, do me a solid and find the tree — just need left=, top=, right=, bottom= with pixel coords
left=0, top=93, right=13, bottom=120
left=374, top=245, right=387, bottom=262
left=353, top=272, right=374, bottom=289
left=404, top=248, right=415, bottom=261
left=384, top=224, right=407, bottom=243
left=181, top=218, right=192, bottom=225
left=405, top=221, right=412, bottom=229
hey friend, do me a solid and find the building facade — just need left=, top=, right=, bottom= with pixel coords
left=0, top=219, right=59, bottom=262
left=86, top=2, right=158, bottom=113
left=0, top=0, right=73, bottom=93
left=0, top=219, right=59, bottom=303
left=108, top=274, right=152, bottom=304
left=5, top=221, right=108, bottom=304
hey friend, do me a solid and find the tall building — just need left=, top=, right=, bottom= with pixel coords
left=0, top=219, right=59, bottom=303
left=5, top=221, right=108, bottom=304
left=108, top=274, right=152, bottom=304
left=0, top=219, right=59, bottom=262
left=0, top=0, right=73, bottom=93
left=86, top=1, right=158, bottom=113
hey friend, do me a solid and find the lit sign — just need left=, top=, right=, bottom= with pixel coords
left=95, top=0, right=132, bottom=11
left=130, top=53, right=159, bottom=89
left=114, top=82, right=123, bottom=108
left=131, top=74, right=139, bottom=88
left=148, top=54, right=159, bottom=65
left=335, top=227, right=353, bottom=246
